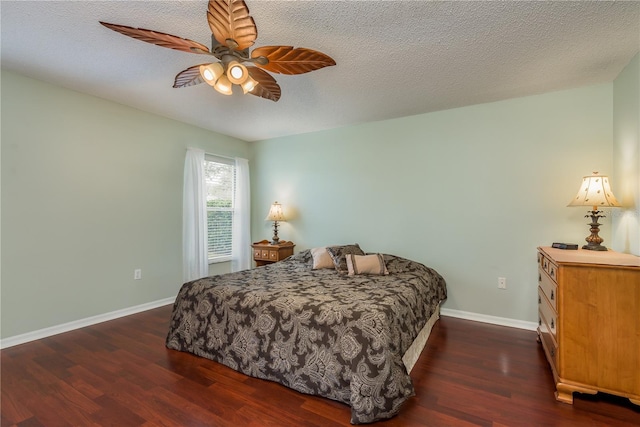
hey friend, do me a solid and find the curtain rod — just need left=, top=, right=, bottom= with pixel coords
left=186, top=147, right=237, bottom=162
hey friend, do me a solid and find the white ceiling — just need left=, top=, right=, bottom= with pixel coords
left=2, top=1, right=639, bottom=142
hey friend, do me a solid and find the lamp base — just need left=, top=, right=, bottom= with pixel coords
left=270, top=220, right=280, bottom=245
left=582, top=243, right=608, bottom=251
left=582, top=210, right=608, bottom=251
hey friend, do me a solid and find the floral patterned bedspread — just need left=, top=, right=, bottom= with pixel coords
left=165, top=250, right=447, bottom=424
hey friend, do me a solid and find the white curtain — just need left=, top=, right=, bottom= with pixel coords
left=183, top=148, right=208, bottom=282
left=232, top=157, right=251, bottom=272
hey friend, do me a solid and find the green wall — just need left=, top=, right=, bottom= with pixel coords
left=612, top=53, right=640, bottom=256
left=1, top=70, right=249, bottom=339
left=2, top=65, right=630, bottom=340
left=251, top=84, right=614, bottom=323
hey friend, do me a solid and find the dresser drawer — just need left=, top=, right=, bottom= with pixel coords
left=539, top=253, right=558, bottom=283
left=546, top=261, right=558, bottom=283
left=538, top=267, right=557, bottom=311
left=269, top=250, right=278, bottom=261
left=538, top=287, right=557, bottom=341
left=538, top=312, right=558, bottom=372
left=538, top=251, right=545, bottom=269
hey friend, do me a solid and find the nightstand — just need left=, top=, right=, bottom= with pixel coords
left=252, top=240, right=295, bottom=267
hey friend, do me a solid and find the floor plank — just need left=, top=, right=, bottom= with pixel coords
left=2, top=305, right=639, bottom=426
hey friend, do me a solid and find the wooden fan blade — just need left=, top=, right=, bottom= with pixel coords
left=173, top=64, right=209, bottom=88
left=247, top=67, right=281, bottom=102
left=207, top=0, right=257, bottom=50
left=251, top=46, right=336, bottom=75
left=100, top=22, right=210, bottom=54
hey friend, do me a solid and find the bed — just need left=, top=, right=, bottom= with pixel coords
left=166, top=246, right=447, bottom=424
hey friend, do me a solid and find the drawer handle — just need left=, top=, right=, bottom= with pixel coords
left=550, top=290, right=554, bottom=301
left=538, top=273, right=542, bottom=283
left=538, top=318, right=542, bottom=326
left=551, top=319, right=555, bottom=329
left=550, top=267, right=555, bottom=278
left=551, top=347, right=555, bottom=358
left=538, top=295, right=541, bottom=305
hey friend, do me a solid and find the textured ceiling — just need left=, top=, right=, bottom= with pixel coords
left=2, top=1, right=639, bottom=142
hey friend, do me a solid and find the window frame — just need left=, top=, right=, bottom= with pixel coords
left=204, top=154, right=235, bottom=264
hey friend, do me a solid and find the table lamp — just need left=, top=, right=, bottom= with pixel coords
left=567, top=172, right=620, bottom=251
left=265, top=201, right=286, bottom=245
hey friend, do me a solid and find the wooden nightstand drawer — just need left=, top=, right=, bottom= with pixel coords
left=538, top=267, right=557, bottom=311
left=252, top=240, right=295, bottom=267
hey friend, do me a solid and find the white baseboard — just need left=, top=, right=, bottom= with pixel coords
left=0, top=297, right=176, bottom=349
left=440, top=308, right=538, bottom=331
left=1, top=300, right=536, bottom=350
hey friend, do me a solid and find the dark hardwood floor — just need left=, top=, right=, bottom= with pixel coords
left=2, top=305, right=639, bottom=426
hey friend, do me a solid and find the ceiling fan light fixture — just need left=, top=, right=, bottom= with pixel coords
left=241, top=75, right=259, bottom=94
left=101, top=0, right=336, bottom=102
left=227, top=61, right=249, bottom=85
left=200, top=63, right=225, bottom=86
left=214, top=75, right=233, bottom=95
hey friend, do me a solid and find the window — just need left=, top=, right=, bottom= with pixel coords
left=204, top=155, right=235, bottom=262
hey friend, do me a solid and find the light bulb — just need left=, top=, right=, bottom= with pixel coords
left=230, top=65, right=243, bottom=79
left=226, top=61, right=248, bottom=85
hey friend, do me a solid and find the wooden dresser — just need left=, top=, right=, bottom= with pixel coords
left=252, top=240, right=295, bottom=267
left=537, top=246, right=640, bottom=406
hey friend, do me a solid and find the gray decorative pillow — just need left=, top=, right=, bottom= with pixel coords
left=326, top=244, right=365, bottom=273
left=287, top=249, right=312, bottom=266
left=378, top=253, right=427, bottom=274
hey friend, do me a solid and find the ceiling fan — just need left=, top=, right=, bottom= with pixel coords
left=100, top=0, right=336, bottom=102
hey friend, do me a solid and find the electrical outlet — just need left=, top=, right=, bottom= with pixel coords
left=498, top=277, right=506, bottom=289
left=134, top=269, right=142, bottom=280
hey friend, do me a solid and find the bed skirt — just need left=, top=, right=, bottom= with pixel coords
left=403, top=303, right=440, bottom=373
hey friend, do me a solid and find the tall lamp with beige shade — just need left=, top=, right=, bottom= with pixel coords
left=265, top=201, right=286, bottom=245
left=567, top=172, right=621, bottom=251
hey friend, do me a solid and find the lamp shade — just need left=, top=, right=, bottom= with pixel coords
left=241, top=75, right=259, bottom=94
left=214, top=75, right=233, bottom=95
left=567, top=172, right=621, bottom=209
left=199, top=63, right=224, bottom=86
left=227, top=61, right=249, bottom=85
left=265, top=202, right=286, bottom=221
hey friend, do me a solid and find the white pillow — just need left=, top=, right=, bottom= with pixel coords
left=311, top=247, right=334, bottom=269
left=346, top=253, right=389, bottom=276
